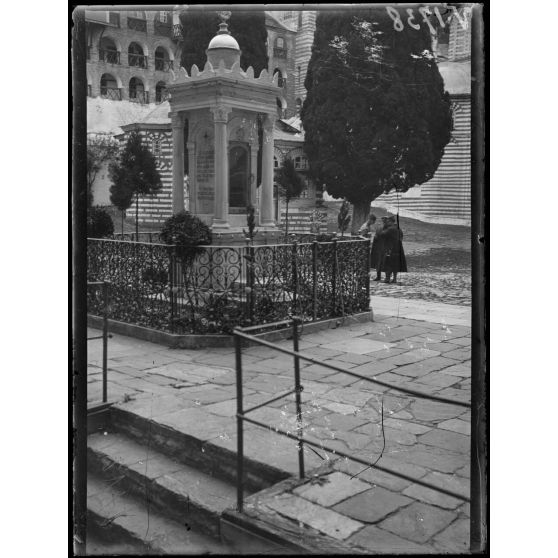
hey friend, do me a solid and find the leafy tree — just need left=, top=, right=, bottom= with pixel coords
left=301, top=8, right=453, bottom=232
left=87, top=134, right=118, bottom=208
left=337, top=200, right=351, bottom=237
left=276, top=158, right=305, bottom=236
left=109, top=177, right=133, bottom=235
left=109, top=131, right=162, bottom=237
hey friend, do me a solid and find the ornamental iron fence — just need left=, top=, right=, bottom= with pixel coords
left=100, top=87, right=121, bottom=101
left=99, top=49, right=120, bottom=64
left=172, top=24, right=184, bottom=41
left=127, top=16, right=147, bottom=32
left=112, top=232, right=162, bottom=243
left=87, top=238, right=370, bottom=335
left=155, top=58, right=174, bottom=71
left=154, top=20, right=172, bottom=37
left=128, top=53, right=148, bottom=69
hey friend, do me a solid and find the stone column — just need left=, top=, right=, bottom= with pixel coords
left=248, top=138, right=259, bottom=209
left=260, top=113, right=276, bottom=228
left=186, top=141, right=196, bottom=214
left=210, top=105, right=232, bottom=229
left=171, top=112, right=185, bottom=214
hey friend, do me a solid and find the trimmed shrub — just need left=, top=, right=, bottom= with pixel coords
left=87, top=207, right=114, bottom=238
left=160, top=211, right=212, bottom=260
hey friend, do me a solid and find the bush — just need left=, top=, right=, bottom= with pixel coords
left=87, top=207, right=114, bottom=238
left=315, top=233, right=336, bottom=242
left=160, top=211, right=212, bottom=260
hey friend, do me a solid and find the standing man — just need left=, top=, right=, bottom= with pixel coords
left=370, top=216, right=389, bottom=281
left=359, top=214, right=386, bottom=281
left=381, top=216, right=407, bottom=284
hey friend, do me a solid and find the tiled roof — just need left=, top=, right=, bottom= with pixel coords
left=137, top=101, right=171, bottom=125
left=274, top=121, right=304, bottom=143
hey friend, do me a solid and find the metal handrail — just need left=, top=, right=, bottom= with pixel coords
left=233, top=318, right=471, bottom=513
left=87, top=281, right=111, bottom=403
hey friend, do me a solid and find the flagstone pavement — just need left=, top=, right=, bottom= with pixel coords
left=87, top=297, right=472, bottom=554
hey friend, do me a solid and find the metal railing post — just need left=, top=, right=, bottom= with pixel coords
left=312, top=241, right=318, bottom=321
left=169, top=249, right=175, bottom=333
left=366, top=238, right=372, bottom=302
left=332, top=239, right=338, bottom=315
left=292, top=318, right=305, bottom=479
left=291, top=241, right=298, bottom=315
left=102, top=281, right=109, bottom=403
left=235, top=333, right=245, bottom=512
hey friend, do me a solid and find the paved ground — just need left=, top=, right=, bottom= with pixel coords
left=87, top=296, right=471, bottom=553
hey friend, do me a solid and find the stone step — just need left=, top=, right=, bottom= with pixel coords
left=87, top=473, right=234, bottom=554
left=88, top=430, right=238, bottom=539
left=111, top=405, right=291, bottom=494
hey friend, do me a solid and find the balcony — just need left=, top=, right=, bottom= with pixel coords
left=108, top=12, right=120, bottom=27
left=128, top=53, right=148, bottom=69
left=99, top=49, right=120, bottom=64
left=129, top=91, right=149, bottom=104
left=172, top=23, right=184, bottom=41
left=273, top=47, right=287, bottom=58
left=155, top=59, right=173, bottom=72
left=100, top=87, right=121, bottom=101
left=154, top=20, right=172, bottom=37
left=128, top=16, right=147, bottom=32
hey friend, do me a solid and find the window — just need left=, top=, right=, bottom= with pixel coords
left=129, top=77, right=147, bottom=103
left=100, top=73, right=120, bottom=100
left=128, top=42, right=147, bottom=69
left=274, top=156, right=279, bottom=169
left=159, top=11, right=167, bottom=23
left=155, top=81, right=168, bottom=103
left=294, top=156, right=308, bottom=170
left=274, top=69, right=284, bottom=88
left=229, top=146, right=249, bottom=208
left=99, top=37, right=119, bottom=64
left=155, top=47, right=172, bottom=71
left=130, top=11, right=145, bottom=19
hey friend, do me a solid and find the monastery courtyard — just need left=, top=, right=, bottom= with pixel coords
left=87, top=292, right=471, bottom=553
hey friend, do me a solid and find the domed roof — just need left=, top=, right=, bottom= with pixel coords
left=207, top=22, right=239, bottom=51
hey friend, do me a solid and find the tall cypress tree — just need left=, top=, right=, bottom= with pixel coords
left=301, top=8, right=453, bottom=231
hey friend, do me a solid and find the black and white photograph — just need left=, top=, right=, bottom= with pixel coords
left=71, top=3, right=486, bottom=555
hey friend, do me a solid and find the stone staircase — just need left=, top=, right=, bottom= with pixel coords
left=86, top=405, right=296, bottom=554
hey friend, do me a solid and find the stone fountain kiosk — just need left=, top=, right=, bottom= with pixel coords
left=167, top=17, right=282, bottom=243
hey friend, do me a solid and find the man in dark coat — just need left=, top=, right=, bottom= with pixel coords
left=359, top=214, right=388, bottom=281
left=380, top=216, right=407, bottom=284
left=370, top=216, right=389, bottom=281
